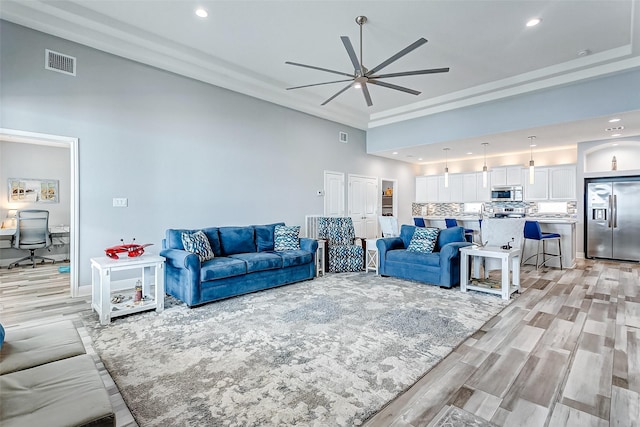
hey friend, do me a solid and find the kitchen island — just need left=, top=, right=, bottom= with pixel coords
left=415, top=216, right=577, bottom=269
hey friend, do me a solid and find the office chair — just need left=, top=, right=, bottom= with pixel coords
left=9, top=210, right=55, bottom=269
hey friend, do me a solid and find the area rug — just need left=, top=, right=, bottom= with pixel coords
left=83, top=272, right=511, bottom=426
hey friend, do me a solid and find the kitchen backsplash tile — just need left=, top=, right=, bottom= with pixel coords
left=412, top=201, right=577, bottom=218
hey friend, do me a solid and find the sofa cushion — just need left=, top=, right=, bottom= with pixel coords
left=181, top=230, right=215, bottom=262
left=228, top=252, right=283, bottom=273
left=399, top=224, right=416, bottom=249
left=219, top=226, right=256, bottom=255
left=386, top=249, right=440, bottom=267
left=274, top=225, right=301, bottom=251
left=200, top=227, right=222, bottom=256
left=407, top=227, right=439, bottom=253
left=166, top=227, right=221, bottom=256
left=276, top=250, right=313, bottom=268
left=254, top=222, right=285, bottom=252
left=436, top=226, right=465, bottom=250
left=200, top=257, right=247, bottom=281
left=0, top=354, right=115, bottom=427
left=0, top=320, right=86, bottom=375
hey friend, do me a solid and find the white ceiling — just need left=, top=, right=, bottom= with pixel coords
left=2, top=0, right=640, bottom=164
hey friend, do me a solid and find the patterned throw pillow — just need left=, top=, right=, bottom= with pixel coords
left=181, top=230, right=215, bottom=262
left=274, top=225, right=300, bottom=251
left=407, top=227, right=439, bottom=254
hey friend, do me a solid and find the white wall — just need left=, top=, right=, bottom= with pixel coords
left=0, top=141, right=71, bottom=225
left=0, top=21, right=416, bottom=286
left=417, top=146, right=577, bottom=176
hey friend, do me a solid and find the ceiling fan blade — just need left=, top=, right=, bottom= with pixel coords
left=286, top=79, right=354, bottom=90
left=366, top=38, right=428, bottom=76
left=368, top=79, right=421, bottom=95
left=321, top=83, right=354, bottom=106
left=340, top=36, right=362, bottom=75
left=372, top=68, right=450, bottom=79
left=361, top=83, right=373, bottom=107
left=285, top=61, right=354, bottom=78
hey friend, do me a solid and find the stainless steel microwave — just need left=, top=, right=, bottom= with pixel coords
left=491, top=186, right=523, bottom=202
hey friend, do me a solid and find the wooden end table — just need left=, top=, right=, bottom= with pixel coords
left=91, top=254, right=165, bottom=325
left=459, top=245, right=520, bottom=300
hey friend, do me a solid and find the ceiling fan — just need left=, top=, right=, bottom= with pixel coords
left=285, top=15, right=450, bottom=107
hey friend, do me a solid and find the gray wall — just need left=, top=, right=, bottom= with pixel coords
left=0, top=21, right=417, bottom=286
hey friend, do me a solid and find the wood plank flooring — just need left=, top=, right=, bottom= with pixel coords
left=1, top=259, right=639, bottom=427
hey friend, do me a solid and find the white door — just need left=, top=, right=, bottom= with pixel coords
left=349, top=175, right=378, bottom=238
left=324, top=171, right=345, bottom=216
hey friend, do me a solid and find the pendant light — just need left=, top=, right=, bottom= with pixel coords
left=481, top=142, right=489, bottom=188
left=443, top=148, right=450, bottom=188
left=528, top=136, right=536, bottom=184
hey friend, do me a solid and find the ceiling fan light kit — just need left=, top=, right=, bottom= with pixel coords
left=286, top=15, right=450, bottom=107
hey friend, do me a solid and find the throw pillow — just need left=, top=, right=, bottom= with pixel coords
left=181, top=230, right=215, bottom=262
left=274, top=225, right=300, bottom=251
left=407, top=227, right=439, bottom=253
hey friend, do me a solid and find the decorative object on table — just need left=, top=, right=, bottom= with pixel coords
left=8, top=178, right=59, bottom=203
left=134, top=280, right=143, bottom=304
left=384, top=187, right=393, bottom=196
left=611, top=155, right=617, bottom=171
left=104, top=238, right=152, bottom=259
left=82, top=272, right=510, bottom=427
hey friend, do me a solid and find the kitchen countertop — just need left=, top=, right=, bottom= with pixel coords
left=419, top=216, right=577, bottom=224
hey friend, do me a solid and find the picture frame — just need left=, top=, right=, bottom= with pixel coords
left=8, top=178, right=59, bottom=203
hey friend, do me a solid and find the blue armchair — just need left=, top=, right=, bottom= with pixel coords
left=318, top=217, right=364, bottom=272
left=377, top=225, right=472, bottom=288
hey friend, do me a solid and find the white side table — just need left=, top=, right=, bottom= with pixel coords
left=366, top=238, right=381, bottom=274
left=459, top=245, right=520, bottom=300
left=91, top=255, right=165, bottom=325
left=316, top=239, right=326, bottom=277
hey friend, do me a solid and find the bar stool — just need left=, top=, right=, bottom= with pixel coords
left=413, top=217, right=426, bottom=227
left=521, top=220, right=562, bottom=270
left=445, top=218, right=474, bottom=243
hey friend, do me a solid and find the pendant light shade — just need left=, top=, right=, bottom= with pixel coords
left=528, top=136, right=536, bottom=184
left=443, top=148, right=450, bottom=188
left=481, top=142, right=489, bottom=188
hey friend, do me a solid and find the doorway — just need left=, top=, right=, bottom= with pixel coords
left=0, top=128, right=79, bottom=296
left=348, top=174, right=378, bottom=239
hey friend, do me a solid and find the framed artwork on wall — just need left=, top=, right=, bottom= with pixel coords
left=8, top=178, right=59, bottom=203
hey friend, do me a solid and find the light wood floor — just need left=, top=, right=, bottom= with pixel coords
left=1, top=259, right=639, bottom=427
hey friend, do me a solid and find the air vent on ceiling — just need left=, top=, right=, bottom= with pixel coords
left=45, top=49, right=76, bottom=76
left=339, top=132, right=348, bottom=143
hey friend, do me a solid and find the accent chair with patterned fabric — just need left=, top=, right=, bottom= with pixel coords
left=318, top=217, right=364, bottom=273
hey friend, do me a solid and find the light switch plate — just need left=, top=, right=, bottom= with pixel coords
left=113, top=197, right=128, bottom=207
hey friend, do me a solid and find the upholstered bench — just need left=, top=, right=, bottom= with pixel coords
left=0, top=320, right=115, bottom=427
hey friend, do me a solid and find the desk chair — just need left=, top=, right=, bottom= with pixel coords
left=9, top=210, right=55, bottom=269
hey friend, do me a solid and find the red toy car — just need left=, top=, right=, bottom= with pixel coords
left=105, top=239, right=153, bottom=259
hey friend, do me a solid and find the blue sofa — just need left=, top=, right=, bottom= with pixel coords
left=160, top=223, right=317, bottom=307
left=377, top=225, right=472, bottom=288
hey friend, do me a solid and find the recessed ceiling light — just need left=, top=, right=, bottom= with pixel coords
left=195, top=8, right=208, bottom=18
left=392, top=152, right=398, bottom=155
left=577, top=49, right=591, bottom=57
left=612, top=143, right=619, bottom=146
left=608, top=118, right=621, bottom=123
left=529, top=144, right=537, bottom=147
left=611, top=134, right=621, bottom=137
left=526, top=18, right=542, bottom=27
left=466, top=152, right=473, bottom=155
left=418, top=158, right=423, bottom=161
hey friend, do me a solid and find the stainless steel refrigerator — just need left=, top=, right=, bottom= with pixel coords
left=586, top=177, right=640, bottom=261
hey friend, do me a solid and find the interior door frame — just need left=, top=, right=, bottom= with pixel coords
left=0, top=128, right=80, bottom=297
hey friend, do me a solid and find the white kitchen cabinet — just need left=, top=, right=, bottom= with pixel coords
left=549, top=166, right=576, bottom=200
left=477, top=172, right=491, bottom=201
left=415, top=176, right=427, bottom=202
left=524, top=168, right=549, bottom=200
left=426, top=176, right=439, bottom=201
left=437, top=175, right=450, bottom=201
left=462, top=173, right=478, bottom=202
left=439, top=174, right=463, bottom=202
left=491, top=166, right=523, bottom=186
